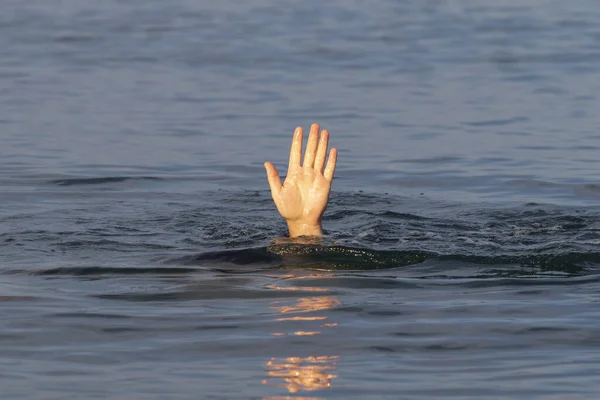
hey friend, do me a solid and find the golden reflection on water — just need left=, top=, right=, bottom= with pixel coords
left=262, top=397, right=326, bottom=400
left=273, top=296, right=341, bottom=316
left=263, top=355, right=339, bottom=394
left=265, top=284, right=330, bottom=292
left=276, top=316, right=327, bottom=322
left=263, top=274, right=340, bottom=396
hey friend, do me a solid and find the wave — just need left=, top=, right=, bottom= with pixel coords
left=4, top=244, right=597, bottom=282
left=49, top=176, right=163, bottom=186
left=170, top=244, right=600, bottom=275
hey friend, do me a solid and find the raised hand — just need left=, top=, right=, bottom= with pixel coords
left=264, top=124, right=338, bottom=237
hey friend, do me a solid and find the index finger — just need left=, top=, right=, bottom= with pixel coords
left=288, top=126, right=303, bottom=171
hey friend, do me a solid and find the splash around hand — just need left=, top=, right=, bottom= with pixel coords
left=264, top=124, right=338, bottom=237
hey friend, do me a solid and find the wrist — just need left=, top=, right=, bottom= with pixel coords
left=286, top=219, right=323, bottom=237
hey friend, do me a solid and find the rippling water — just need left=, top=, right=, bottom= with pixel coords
left=2, top=0, right=600, bottom=398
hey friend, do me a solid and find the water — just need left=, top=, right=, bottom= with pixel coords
left=2, top=0, right=600, bottom=398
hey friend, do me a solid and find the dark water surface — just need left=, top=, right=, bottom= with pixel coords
left=2, top=0, right=600, bottom=398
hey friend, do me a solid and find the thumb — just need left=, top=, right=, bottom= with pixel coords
left=264, top=162, right=282, bottom=196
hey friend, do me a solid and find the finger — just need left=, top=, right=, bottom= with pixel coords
left=314, top=129, right=329, bottom=172
left=323, top=148, right=337, bottom=182
left=303, top=123, right=319, bottom=168
left=264, top=162, right=282, bottom=196
left=288, top=127, right=303, bottom=171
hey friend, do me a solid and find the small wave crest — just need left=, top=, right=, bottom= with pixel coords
left=49, top=176, right=163, bottom=186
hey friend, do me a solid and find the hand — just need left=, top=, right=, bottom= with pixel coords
left=264, top=124, right=338, bottom=237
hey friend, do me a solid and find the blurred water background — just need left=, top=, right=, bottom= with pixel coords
left=2, top=0, right=600, bottom=398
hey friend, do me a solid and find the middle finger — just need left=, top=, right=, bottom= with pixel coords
left=303, top=123, right=320, bottom=168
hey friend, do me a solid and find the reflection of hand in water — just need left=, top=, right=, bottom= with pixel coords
left=265, top=124, right=338, bottom=238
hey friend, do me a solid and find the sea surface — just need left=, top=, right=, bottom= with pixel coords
left=2, top=0, right=600, bottom=398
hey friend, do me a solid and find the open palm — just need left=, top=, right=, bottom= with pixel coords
left=264, top=124, right=337, bottom=237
